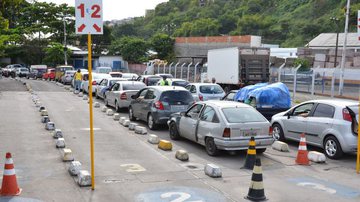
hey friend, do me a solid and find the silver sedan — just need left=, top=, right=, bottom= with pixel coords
left=271, top=99, right=358, bottom=159
left=168, top=100, right=274, bottom=156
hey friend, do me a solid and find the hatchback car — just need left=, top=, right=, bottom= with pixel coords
left=16, top=68, right=30, bottom=77
left=95, top=78, right=127, bottom=99
left=271, top=100, right=358, bottom=159
left=168, top=101, right=274, bottom=156
left=129, top=86, right=195, bottom=130
left=185, top=83, right=225, bottom=101
left=82, top=73, right=112, bottom=94
left=105, top=81, right=146, bottom=111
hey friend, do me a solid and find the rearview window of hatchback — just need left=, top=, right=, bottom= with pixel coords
left=200, top=85, right=224, bottom=94
left=160, top=91, right=194, bottom=105
left=222, top=107, right=266, bottom=123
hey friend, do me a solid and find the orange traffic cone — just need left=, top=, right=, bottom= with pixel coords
left=0, top=153, right=22, bottom=196
left=295, top=133, right=310, bottom=165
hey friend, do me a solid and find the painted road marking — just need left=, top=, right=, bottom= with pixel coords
left=289, top=177, right=360, bottom=198
left=120, top=164, right=146, bottom=172
left=136, top=186, right=226, bottom=202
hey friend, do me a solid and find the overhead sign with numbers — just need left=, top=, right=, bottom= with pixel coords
left=75, top=0, right=103, bottom=35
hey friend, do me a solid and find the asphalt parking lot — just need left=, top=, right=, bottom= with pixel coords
left=0, top=77, right=359, bottom=202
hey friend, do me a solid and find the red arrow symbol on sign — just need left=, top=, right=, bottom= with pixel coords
left=78, top=24, right=86, bottom=32
left=93, top=24, right=101, bottom=32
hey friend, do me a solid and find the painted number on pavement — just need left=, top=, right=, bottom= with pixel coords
left=160, top=192, right=203, bottom=202
left=120, top=164, right=146, bottom=172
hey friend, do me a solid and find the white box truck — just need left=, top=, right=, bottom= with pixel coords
left=207, top=47, right=270, bottom=92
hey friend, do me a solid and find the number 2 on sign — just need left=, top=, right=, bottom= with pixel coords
left=160, top=192, right=203, bottom=202
left=77, top=3, right=101, bottom=18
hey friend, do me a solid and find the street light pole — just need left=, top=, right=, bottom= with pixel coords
left=339, top=0, right=351, bottom=95
left=63, top=17, right=68, bottom=65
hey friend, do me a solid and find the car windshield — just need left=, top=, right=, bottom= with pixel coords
left=160, top=91, right=194, bottom=105
left=123, top=83, right=146, bottom=90
left=110, top=73, right=122, bottom=77
left=222, top=107, right=266, bottom=123
left=199, top=85, right=224, bottom=94
left=98, top=68, right=111, bottom=74
left=20, top=68, right=28, bottom=72
left=225, top=92, right=236, bottom=100
left=172, top=80, right=189, bottom=87
left=66, top=71, right=75, bottom=75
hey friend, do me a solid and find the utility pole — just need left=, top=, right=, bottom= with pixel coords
left=63, top=17, right=68, bottom=65
left=339, top=0, right=350, bottom=95
left=330, top=17, right=340, bottom=68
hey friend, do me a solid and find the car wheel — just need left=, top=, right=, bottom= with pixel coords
left=272, top=123, right=285, bottom=141
left=147, top=114, right=157, bottom=130
left=129, top=107, right=136, bottom=121
left=256, top=148, right=266, bottom=154
left=169, top=122, right=180, bottom=140
left=205, top=137, right=219, bottom=156
left=324, top=136, right=343, bottom=159
left=115, top=101, right=120, bottom=112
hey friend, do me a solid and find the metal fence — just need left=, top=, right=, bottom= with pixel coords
left=153, top=62, right=204, bottom=83
left=270, top=66, right=360, bottom=100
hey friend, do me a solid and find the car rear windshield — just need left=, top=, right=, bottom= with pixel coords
left=200, top=85, right=224, bottom=94
left=147, top=77, right=161, bottom=85
left=123, top=83, right=146, bottom=90
left=172, top=81, right=189, bottom=87
left=160, top=91, right=194, bottom=105
left=222, top=107, right=266, bottom=123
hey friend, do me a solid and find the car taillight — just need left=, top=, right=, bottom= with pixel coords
left=223, top=128, right=231, bottom=138
left=343, top=108, right=352, bottom=122
left=269, top=126, right=273, bottom=136
left=120, top=92, right=127, bottom=100
left=154, top=101, right=164, bottom=110
left=199, top=94, right=203, bottom=101
left=92, top=81, right=97, bottom=85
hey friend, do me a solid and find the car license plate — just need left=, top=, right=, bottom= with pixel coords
left=171, top=105, right=186, bottom=112
left=242, top=130, right=258, bottom=137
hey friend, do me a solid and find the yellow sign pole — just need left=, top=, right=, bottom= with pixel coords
left=88, top=33, right=95, bottom=188
left=357, top=96, right=360, bottom=174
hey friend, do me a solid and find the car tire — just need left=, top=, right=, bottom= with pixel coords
left=115, top=101, right=121, bottom=112
left=272, top=123, right=285, bottom=141
left=205, top=137, right=219, bottom=156
left=256, top=148, right=266, bottom=154
left=324, top=136, right=343, bottom=159
left=147, top=114, right=157, bottom=130
left=129, top=107, right=136, bottom=121
left=169, top=122, right=180, bottom=140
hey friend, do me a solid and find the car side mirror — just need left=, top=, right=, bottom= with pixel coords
left=285, top=111, right=291, bottom=119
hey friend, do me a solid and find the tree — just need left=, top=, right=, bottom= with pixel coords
left=109, top=37, right=148, bottom=63
left=43, top=42, right=71, bottom=67
left=150, top=33, right=174, bottom=61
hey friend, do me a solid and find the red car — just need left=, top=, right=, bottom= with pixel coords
left=43, top=68, right=55, bottom=80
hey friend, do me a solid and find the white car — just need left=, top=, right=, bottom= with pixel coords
left=104, top=81, right=146, bottom=112
left=271, top=100, right=359, bottom=159
left=95, top=78, right=127, bottom=99
left=82, top=73, right=112, bottom=94
left=95, top=67, right=112, bottom=74
left=185, top=83, right=225, bottom=101
left=121, top=73, right=138, bottom=81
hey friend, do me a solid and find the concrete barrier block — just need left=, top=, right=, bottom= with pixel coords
left=119, top=117, right=126, bottom=125
left=148, top=134, right=160, bottom=144
left=123, top=120, right=130, bottom=127
left=101, top=106, right=108, bottom=112
left=308, top=151, right=326, bottom=163
left=272, top=141, right=290, bottom=152
left=56, top=138, right=66, bottom=148
left=175, top=150, right=189, bottom=161
left=94, top=102, right=100, bottom=108
left=45, top=122, right=55, bottom=130
left=158, top=140, right=172, bottom=151
left=204, top=164, right=222, bottom=178
left=83, top=95, right=88, bottom=100
left=68, top=161, right=82, bottom=176
left=68, top=161, right=81, bottom=176
left=135, top=126, right=147, bottom=135
left=53, top=129, right=63, bottom=139
left=40, top=109, right=48, bottom=116
left=41, top=116, right=50, bottom=123
left=128, top=122, right=138, bottom=130
left=70, top=88, right=74, bottom=92
left=106, top=109, right=114, bottom=116
left=113, top=113, right=120, bottom=121
left=39, top=106, right=45, bottom=112
left=77, top=170, right=91, bottom=187
left=78, top=92, right=83, bottom=97
left=62, top=148, right=74, bottom=162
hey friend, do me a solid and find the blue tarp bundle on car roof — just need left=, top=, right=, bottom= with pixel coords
left=247, top=82, right=291, bottom=109
left=233, top=83, right=268, bottom=102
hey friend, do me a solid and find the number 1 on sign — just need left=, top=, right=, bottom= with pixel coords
left=77, top=3, right=101, bottom=18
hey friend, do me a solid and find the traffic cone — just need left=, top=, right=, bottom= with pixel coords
left=245, top=158, right=267, bottom=201
left=0, top=153, right=22, bottom=196
left=295, top=133, right=310, bottom=165
left=243, top=137, right=257, bottom=170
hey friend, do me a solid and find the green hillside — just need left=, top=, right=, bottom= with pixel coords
left=112, top=0, right=360, bottom=47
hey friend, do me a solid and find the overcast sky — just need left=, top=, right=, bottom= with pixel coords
left=39, top=0, right=168, bottom=21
